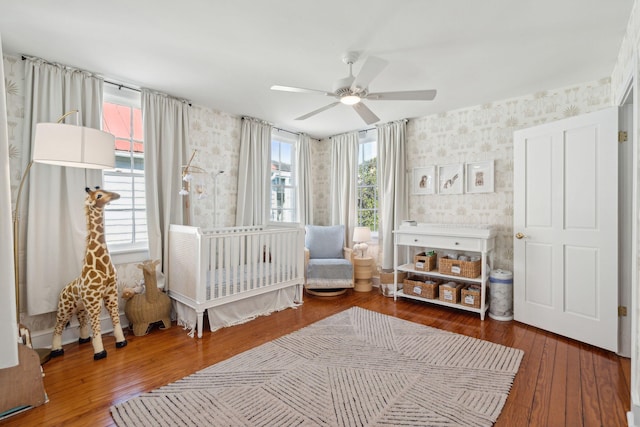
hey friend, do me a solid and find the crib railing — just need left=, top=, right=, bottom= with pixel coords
left=204, top=225, right=302, bottom=299
left=168, top=223, right=305, bottom=305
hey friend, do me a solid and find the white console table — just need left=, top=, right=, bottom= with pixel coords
left=393, top=223, right=496, bottom=319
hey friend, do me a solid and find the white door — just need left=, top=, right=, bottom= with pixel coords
left=513, top=107, right=618, bottom=352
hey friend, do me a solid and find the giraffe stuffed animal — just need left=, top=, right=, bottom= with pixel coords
left=51, top=187, right=128, bottom=360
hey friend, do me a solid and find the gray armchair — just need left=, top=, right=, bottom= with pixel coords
left=304, top=225, right=354, bottom=296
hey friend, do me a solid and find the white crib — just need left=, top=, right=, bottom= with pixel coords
left=167, top=223, right=305, bottom=337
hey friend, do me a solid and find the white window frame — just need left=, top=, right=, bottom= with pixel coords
left=270, top=131, right=297, bottom=223
left=103, top=84, right=149, bottom=264
left=357, top=132, right=378, bottom=240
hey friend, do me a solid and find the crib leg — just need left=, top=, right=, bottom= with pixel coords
left=197, top=311, right=204, bottom=339
left=295, top=284, right=304, bottom=303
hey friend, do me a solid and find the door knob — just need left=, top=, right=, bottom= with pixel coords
left=515, top=232, right=527, bottom=240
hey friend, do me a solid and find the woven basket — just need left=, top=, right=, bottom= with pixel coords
left=414, top=253, right=436, bottom=271
left=438, top=256, right=481, bottom=278
left=403, top=278, right=439, bottom=299
left=439, top=283, right=463, bottom=303
left=461, top=287, right=482, bottom=308
left=380, top=271, right=408, bottom=284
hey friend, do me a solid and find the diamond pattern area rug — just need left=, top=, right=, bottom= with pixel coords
left=111, top=307, right=524, bottom=426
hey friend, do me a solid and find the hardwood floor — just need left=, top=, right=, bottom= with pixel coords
left=2, top=290, right=630, bottom=427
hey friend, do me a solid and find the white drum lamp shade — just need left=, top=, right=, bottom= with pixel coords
left=33, top=123, right=115, bottom=169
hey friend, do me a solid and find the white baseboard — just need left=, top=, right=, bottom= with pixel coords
left=30, top=313, right=129, bottom=350
left=629, top=402, right=640, bottom=427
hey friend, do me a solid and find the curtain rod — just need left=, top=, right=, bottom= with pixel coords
left=329, top=128, right=374, bottom=139
left=329, top=119, right=409, bottom=139
left=273, top=127, right=300, bottom=136
left=22, top=55, right=191, bottom=106
left=359, top=127, right=375, bottom=134
left=108, top=81, right=192, bottom=106
left=104, top=80, right=141, bottom=93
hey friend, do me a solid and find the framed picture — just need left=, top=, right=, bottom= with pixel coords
left=437, top=163, right=463, bottom=195
left=466, top=160, right=495, bottom=193
left=412, top=166, right=436, bottom=195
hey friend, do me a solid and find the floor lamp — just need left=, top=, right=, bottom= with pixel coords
left=12, top=110, right=115, bottom=364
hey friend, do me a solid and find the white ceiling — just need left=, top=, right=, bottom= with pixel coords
left=0, top=0, right=634, bottom=139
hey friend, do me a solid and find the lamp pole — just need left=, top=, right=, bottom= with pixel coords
left=12, top=160, right=34, bottom=323
left=213, top=170, right=223, bottom=227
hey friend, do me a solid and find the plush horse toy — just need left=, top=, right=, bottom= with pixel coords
left=51, top=187, right=128, bottom=360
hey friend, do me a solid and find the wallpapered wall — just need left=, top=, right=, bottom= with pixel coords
left=405, top=81, right=611, bottom=271
left=3, top=51, right=614, bottom=332
left=187, top=105, right=241, bottom=228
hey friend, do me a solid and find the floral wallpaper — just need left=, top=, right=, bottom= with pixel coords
left=3, top=54, right=23, bottom=199
left=405, top=80, right=611, bottom=271
left=186, top=105, right=241, bottom=228
left=310, top=138, right=331, bottom=225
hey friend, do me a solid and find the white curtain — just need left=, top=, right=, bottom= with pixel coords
left=0, top=35, right=19, bottom=368
left=377, top=120, right=409, bottom=270
left=143, top=89, right=189, bottom=272
left=296, top=133, right=313, bottom=225
left=330, top=132, right=359, bottom=245
left=23, top=57, right=103, bottom=315
left=236, top=117, right=272, bottom=226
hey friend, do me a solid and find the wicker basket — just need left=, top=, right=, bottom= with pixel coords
left=438, top=256, right=481, bottom=278
left=461, top=286, right=482, bottom=308
left=380, top=271, right=408, bottom=284
left=403, top=278, right=439, bottom=299
left=414, top=253, right=436, bottom=271
left=439, top=282, right=463, bottom=303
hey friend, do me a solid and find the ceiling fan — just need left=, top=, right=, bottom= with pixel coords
left=271, top=52, right=437, bottom=125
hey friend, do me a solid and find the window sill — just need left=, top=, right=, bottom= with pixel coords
left=110, top=246, right=150, bottom=265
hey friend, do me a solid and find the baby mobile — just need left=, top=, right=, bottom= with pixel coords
left=179, top=149, right=208, bottom=201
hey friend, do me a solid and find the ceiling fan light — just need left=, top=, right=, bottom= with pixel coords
left=341, top=95, right=361, bottom=105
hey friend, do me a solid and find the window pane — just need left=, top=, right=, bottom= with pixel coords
left=133, top=108, right=143, bottom=140
left=103, top=99, right=147, bottom=249
left=270, top=136, right=297, bottom=223
left=103, top=103, right=132, bottom=139
left=357, top=139, right=378, bottom=232
left=133, top=156, right=144, bottom=171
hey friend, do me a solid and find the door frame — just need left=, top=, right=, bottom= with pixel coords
left=617, top=79, right=634, bottom=358
left=618, top=54, right=640, bottom=424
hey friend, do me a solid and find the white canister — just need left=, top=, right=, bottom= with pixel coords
left=489, top=269, right=513, bottom=321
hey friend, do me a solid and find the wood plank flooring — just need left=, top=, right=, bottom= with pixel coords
left=2, top=290, right=631, bottom=427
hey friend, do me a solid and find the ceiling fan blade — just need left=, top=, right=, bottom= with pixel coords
left=367, top=89, right=437, bottom=101
left=295, top=102, right=341, bottom=120
left=350, top=56, right=389, bottom=93
left=271, top=85, right=332, bottom=96
left=352, top=102, right=380, bottom=125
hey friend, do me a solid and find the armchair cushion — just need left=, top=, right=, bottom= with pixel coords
left=305, top=225, right=344, bottom=259
left=307, top=258, right=353, bottom=282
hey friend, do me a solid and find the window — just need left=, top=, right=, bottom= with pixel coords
left=102, top=86, right=148, bottom=253
left=357, top=134, right=378, bottom=234
left=270, top=134, right=297, bottom=222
